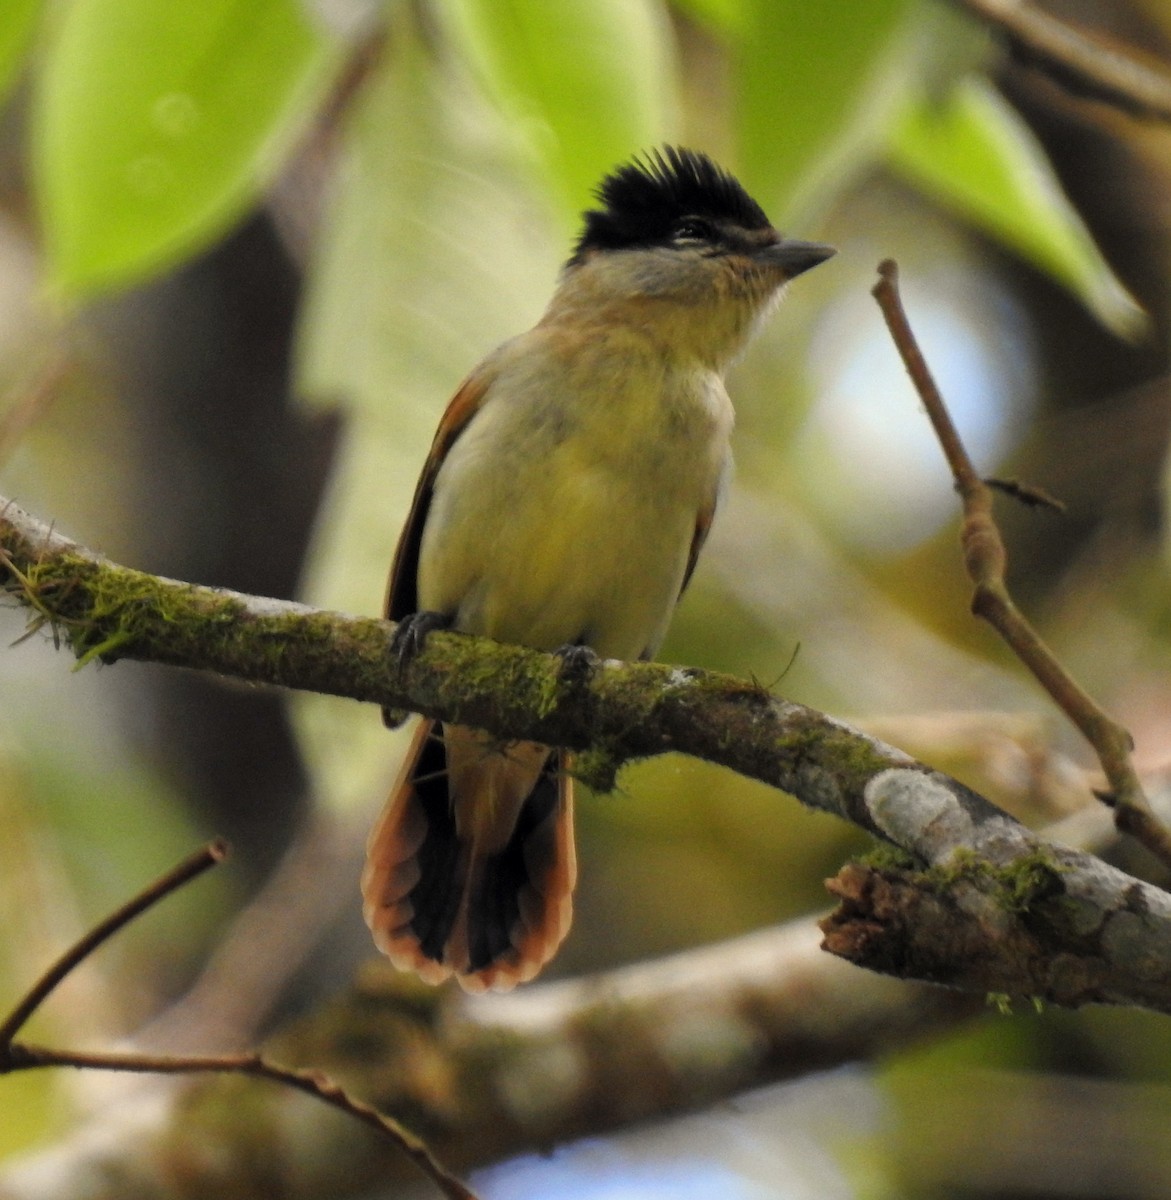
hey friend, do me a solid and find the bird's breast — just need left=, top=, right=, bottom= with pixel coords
left=418, top=337, right=732, bottom=659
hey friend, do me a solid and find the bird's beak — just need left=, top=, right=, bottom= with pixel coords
left=754, top=238, right=836, bottom=279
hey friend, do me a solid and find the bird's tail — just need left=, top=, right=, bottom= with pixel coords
left=361, top=717, right=576, bottom=992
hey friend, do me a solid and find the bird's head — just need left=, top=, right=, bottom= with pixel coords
left=559, top=147, right=834, bottom=364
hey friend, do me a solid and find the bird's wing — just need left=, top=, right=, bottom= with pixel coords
left=384, top=370, right=494, bottom=622
left=678, top=493, right=718, bottom=599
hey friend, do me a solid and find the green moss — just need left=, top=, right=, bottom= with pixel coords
left=77, top=569, right=237, bottom=662
left=856, top=839, right=923, bottom=873
left=571, top=744, right=624, bottom=793
left=986, top=991, right=1014, bottom=1016
left=779, top=716, right=894, bottom=783
left=72, top=628, right=133, bottom=669
left=925, top=846, right=1066, bottom=915
left=246, top=608, right=339, bottom=672
left=440, top=636, right=556, bottom=718
left=831, top=732, right=897, bottom=781
left=984, top=992, right=1046, bottom=1016
left=5, top=547, right=248, bottom=668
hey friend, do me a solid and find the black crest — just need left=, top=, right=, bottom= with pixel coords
left=570, top=146, right=770, bottom=264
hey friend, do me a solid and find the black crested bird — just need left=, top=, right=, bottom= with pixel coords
left=362, top=147, right=835, bottom=991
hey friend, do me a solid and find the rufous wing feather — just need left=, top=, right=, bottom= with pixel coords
left=384, top=371, right=493, bottom=626
left=381, top=371, right=493, bottom=728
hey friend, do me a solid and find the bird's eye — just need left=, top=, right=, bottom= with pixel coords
left=672, top=217, right=714, bottom=244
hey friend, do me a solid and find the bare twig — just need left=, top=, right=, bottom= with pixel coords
left=0, top=843, right=478, bottom=1200
left=872, top=258, right=1171, bottom=870
left=6, top=1045, right=476, bottom=1200
left=953, top=0, right=1171, bottom=122
left=0, top=840, right=228, bottom=1048
left=984, top=477, right=1067, bottom=513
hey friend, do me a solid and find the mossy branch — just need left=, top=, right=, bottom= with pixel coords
left=4, top=494, right=1171, bottom=1011
left=0, top=495, right=921, bottom=811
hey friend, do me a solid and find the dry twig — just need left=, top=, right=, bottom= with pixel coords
left=954, top=0, right=1171, bottom=121
left=0, top=842, right=477, bottom=1200
left=871, top=258, right=1171, bottom=870
left=0, top=356, right=70, bottom=471
left=983, top=477, right=1066, bottom=513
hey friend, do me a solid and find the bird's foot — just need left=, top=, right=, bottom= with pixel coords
left=553, top=642, right=600, bottom=685
left=383, top=611, right=454, bottom=728
left=390, top=610, right=453, bottom=673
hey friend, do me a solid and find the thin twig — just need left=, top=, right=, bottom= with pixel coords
left=5, top=1045, right=477, bottom=1200
left=871, top=258, right=1171, bottom=870
left=984, top=477, right=1067, bottom=513
left=953, top=0, right=1171, bottom=122
left=0, top=840, right=229, bottom=1048
left=0, top=355, right=70, bottom=471
left=0, top=843, right=479, bottom=1200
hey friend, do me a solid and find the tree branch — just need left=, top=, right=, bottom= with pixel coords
left=952, top=0, right=1171, bottom=122
left=0, top=920, right=978, bottom=1200
left=872, top=259, right=1171, bottom=870
left=3, top=493, right=1171, bottom=1010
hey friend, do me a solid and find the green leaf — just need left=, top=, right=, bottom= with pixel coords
left=889, top=77, right=1145, bottom=338
left=0, top=0, right=41, bottom=104
left=32, top=0, right=340, bottom=297
left=436, top=0, right=675, bottom=223
left=670, top=0, right=744, bottom=34
left=739, top=0, right=912, bottom=220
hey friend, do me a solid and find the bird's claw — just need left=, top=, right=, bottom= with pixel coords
left=390, top=610, right=453, bottom=673
left=553, top=642, right=600, bottom=684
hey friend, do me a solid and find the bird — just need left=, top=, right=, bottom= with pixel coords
left=361, top=146, right=834, bottom=993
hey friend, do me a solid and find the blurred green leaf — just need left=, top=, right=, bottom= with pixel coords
left=292, top=12, right=561, bottom=814
left=437, top=0, right=675, bottom=223
left=0, top=1071, right=57, bottom=1160
left=0, top=0, right=41, bottom=104
left=739, top=0, right=911, bottom=219
left=296, top=15, right=558, bottom=426
left=32, top=0, right=340, bottom=297
left=888, top=77, right=1146, bottom=338
left=670, top=0, right=744, bottom=34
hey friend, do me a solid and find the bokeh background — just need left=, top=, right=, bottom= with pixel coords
left=4, top=0, right=1171, bottom=1196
